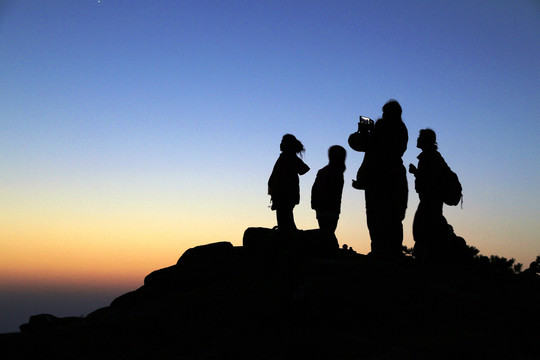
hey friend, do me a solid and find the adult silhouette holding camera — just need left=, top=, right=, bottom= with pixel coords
left=349, top=100, right=408, bottom=259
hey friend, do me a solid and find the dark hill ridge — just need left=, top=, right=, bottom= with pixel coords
left=1, top=228, right=539, bottom=359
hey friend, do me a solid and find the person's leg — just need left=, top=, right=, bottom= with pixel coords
left=365, top=190, right=383, bottom=256
left=387, top=169, right=408, bottom=257
left=317, top=216, right=338, bottom=234
left=369, top=186, right=405, bottom=259
left=413, top=202, right=429, bottom=262
left=413, top=200, right=446, bottom=263
left=387, top=213, right=404, bottom=257
left=276, top=206, right=297, bottom=231
left=430, top=201, right=447, bottom=262
left=380, top=172, right=408, bottom=259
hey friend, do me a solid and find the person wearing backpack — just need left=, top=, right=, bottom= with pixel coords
left=408, top=128, right=451, bottom=263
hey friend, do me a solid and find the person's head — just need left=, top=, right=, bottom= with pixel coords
left=417, top=128, right=437, bottom=150
left=382, top=99, right=402, bottom=120
left=280, top=134, right=305, bottom=155
left=328, top=145, right=346, bottom=165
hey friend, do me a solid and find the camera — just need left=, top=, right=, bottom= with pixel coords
left=348, top=116, right=374, bottom=152
left=358, top=116, right=374, bottom=133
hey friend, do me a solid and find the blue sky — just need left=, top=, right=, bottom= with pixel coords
left=1, top=0, right=539, bottom=333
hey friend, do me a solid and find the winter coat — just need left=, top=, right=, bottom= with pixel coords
left=370, top=117, right=408, bottom=171
left=268, top=152, right=310, bottom=209
left=414, top=149, right=449, bottom=203
left=311, top=163, right=345, bottom=217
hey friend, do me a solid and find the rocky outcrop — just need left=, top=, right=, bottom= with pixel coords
left=2, top=228, right=539, bottom=359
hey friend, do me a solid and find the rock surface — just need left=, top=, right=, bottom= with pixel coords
left=1, top=229, right=539, bottom=359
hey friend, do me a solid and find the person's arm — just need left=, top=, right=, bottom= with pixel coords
left=297, top=158, right=310, bottom=175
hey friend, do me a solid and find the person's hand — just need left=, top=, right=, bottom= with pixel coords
left=408, top=163, right=417, bottom=174
left=352, top=179, right=362, bottom=190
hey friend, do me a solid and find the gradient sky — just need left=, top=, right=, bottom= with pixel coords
left=1, top=0, right=539, bottom=333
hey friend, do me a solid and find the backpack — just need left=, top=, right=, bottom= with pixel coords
left=442, top=167, right=463, bottom=206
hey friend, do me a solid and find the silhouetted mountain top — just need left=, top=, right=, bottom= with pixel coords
left=1, top=228, right=539, bottom=359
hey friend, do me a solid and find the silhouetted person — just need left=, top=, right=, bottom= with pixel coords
left=409, top=129, right=449, bottom=263
left=311, top=145, right=346, bottom=234
left=268, top=134, right=310, bottom=231
left=362, top=100, right=408, bottom=259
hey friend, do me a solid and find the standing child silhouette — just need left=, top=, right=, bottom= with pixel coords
left=268, top=134, right=310, bottom=231
left=311, top=145, right=346, bottom=234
